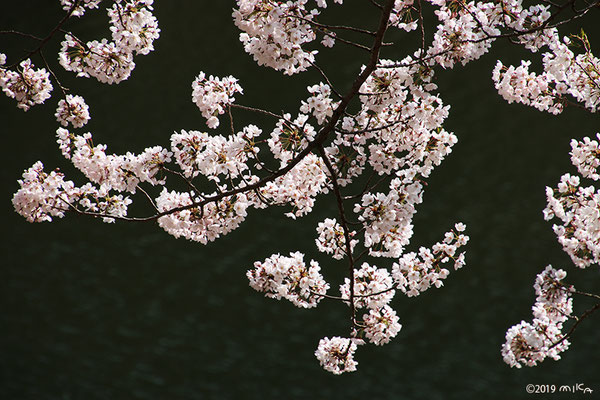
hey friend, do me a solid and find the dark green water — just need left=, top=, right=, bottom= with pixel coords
left=1, top=2, right=599, bottom=399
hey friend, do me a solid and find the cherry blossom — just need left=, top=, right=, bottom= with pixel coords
left=191, top=72, right=243, bottom=129
left=570, top=134, right=600, bottom=181
left=247, top=252, right=329, bottom=308
left=9, top=0, right=600, bottom=376
left=315, top=336, right=361, bottom=375
left=108, top=0, right=160, bottom=56
left=543, top=173, right=600, bottom=268
left=12, top=161, right=132, bottom=224
left=55, top=94, right=91, bottom=128
left=233, top=0, right=321, bottom=75
left=0, top=59, right=52, bottom=111
left=502, top=266, right=572, bottom=368
left=391, top=224, right=469, bottom=297
left=339, top=263, right=395, bottom=310
left=60, top=0, right=102, bottom=17
left=362, top=305, right=402, bottom=346
left=315, top=218, right=358, bottom=260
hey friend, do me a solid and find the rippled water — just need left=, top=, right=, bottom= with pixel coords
left=2, top=2, right=599, bottom=399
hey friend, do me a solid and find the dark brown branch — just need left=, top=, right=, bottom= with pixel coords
left=287, top=14, right=377, bottom=36
left=39, top=50, right=69, bottom=98
left=230, top=103, right=285, bottom=120
left=63, top=0, right=397, bottom=227
left=317, top=143, right=359, bottom=329
left=307, top=59, right=344, bottom=100
left=0, top=30, right=43, bottom=41
left=547, top=302, right=600, bottom=351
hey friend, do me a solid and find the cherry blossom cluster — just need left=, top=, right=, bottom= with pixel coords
left=354, top=179, right=423, bottom=258
left=493, top=34, right=600, bottom=114
left=171, top=125, right=261, bottom=181
left=56, top=128, right=171, bottom=193
left=424, top=0, right=557, bottom=69
left=315, top=336, right=360, bottom=375
left=306, top=225, right=465, bottom=366
left=108, top=0, right=160, bottom=56
left=391, top=223, right=468, bottom=297
left=300, top=83, right=337, bottom=125
left=502, top=266, right=573, bottom=368
left=428, top=0, right=502, bottom=69
left=239, top=56, right=466, bottom=370
left=58, top=0, right=159, bottom=85
left=543, top=172, right=600, bottom=269
left=260, top=153, right=328, bottom=218
left=233, top=0, right=344, bottom=75
left=191, top=72, right=243, bottom=129
left=1, top=0, right=160, bottom=142
left=55, top=94, right=91, bottom=128
left=315, top=218, right=358, bottom=260
left=353, top=61, right=455, bottom=179
left=570, top=134, right=600, bottom=181
left=156, top=191, right=251, bottom=245
left=362, top=305, right=402, bottom=346
left=388, top=0, right=418, bottom=32
left=12, top=161, right=132, bottom=224
left=60, top=0, right=102, bottom=17
left=0, top=58, right=53, bottom=111
left=267, top=113, right=317, bottom=164
left=339, top=263, right=396, bottom=310
left=492, top=59, right=563, bottom=115
left=498, top=2, right=556, bottom=52
left=247, top=252, right=329, bottom=308
left=502, top=128, right=600, bottom=370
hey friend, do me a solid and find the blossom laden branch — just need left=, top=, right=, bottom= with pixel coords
left=13, top=0, right=600, bottom=376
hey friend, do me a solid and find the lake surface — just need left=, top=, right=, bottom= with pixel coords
left=1, top=2, right=599, bottom=399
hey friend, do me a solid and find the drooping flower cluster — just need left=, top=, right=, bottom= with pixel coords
left=502, top=266, right=573, bottom=368
left=300, top=83, right=337, bottom=125
left=362, top=305, right=402, bottom=346
left=492, top=60, right=563, bottom=114
left=233, top=0, right=344, bottom=75
left=191, top=72, right=243, bottom=129
left=55, top=94, right=91, bottom=128
left=543, top=172, right=600, bottom=268
left=315, top=336, right=360, bottom=375
left=339, top=263, right=395, bottom=310
left=247, top=252, right=329, bottom=308
left=388, top=0, right=418, bottom=32
left=428, top=0, right=501, bottom=69
left=260, top=153, right=328, bottom=218
left=570, top=134, right=600, bottom=181
left=0, top=58, right=53, bottom=111
left=171, top=125, right=261, bottom=182
left=12, top=161, right=132, bottom=224
left=315, top=218, right=358, bottom=260
left=267, top=113, right=317, bottom=164
left=354, top=178, right=424, bottom=258
left=58, top=0, right=159, bottom=84
left=108, top=0, right=160, bottom=56
left=156, top=191, right=251, bottom=244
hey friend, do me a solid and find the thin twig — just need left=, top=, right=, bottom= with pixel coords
left=9, top=0, right=82, bottom=68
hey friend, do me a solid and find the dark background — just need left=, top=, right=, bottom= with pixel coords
left=1, top=1, right=599, bottom=399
